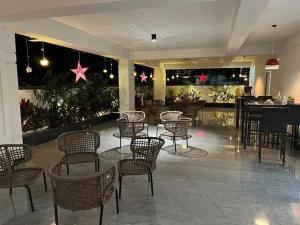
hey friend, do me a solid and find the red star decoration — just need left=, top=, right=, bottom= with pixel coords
left=198, top=73, right=207, bottom=82
left=140, top=72, right=148, bottom=82
left=71, top=60, right=89, bottom=83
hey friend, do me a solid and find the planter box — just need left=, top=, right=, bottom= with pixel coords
left=23, top=113, right=119, bottom=146
left=204, top=102, right=235, bottom=108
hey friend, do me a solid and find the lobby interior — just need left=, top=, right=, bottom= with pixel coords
left=2, top=0, right=300, bottom=225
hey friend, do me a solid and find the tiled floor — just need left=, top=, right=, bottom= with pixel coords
left=1, top=109, right=300, bottom=225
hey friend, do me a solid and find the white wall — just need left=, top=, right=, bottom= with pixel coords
left=0, top=26, right=22, bottom=144
left=271, top=32, right=300, bottom=102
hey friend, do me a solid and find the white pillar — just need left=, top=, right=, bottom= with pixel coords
left=253, top=56, right=269, bottom=96
left=153, top=65, right=166, bottom=102
left=118, top=58, right=135, bottom=112
left=0, top=26, right=22, bottom=144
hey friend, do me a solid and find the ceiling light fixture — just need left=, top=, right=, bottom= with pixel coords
left=25, top=37, right=32, bottom=73
left=151, top=34, right=157, bottom=42
left=109, top=59, right=114, bottom=79
left=265, top=25, right=279, bottom=70
left=40, top=42, right=49, bottom=67
left=103, top=57, right=108, bottom=73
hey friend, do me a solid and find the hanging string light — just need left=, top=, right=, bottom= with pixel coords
left=103, top=57, right=108, bottom=73
left=25, top=37, right=32, bottom=73
left=40, top=42, right=49, bottom=66
left=232, top=68, right=235, bottom=78
left=176, top=69, right=179, bottom=78
left=109, top=59, right=114, bottom=79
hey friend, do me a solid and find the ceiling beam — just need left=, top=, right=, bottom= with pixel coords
left=4, top=19, right=129, bottom=59
left=0, top=0, right=213, bottom=22
left=225, top=0, right=270, bottom=65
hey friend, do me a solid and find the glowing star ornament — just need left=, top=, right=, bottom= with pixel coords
left=140, top=72, right=148, bottom=82
left=71, top=60, right=89, bottom=83
left=198, top=73, right=207, bottom=82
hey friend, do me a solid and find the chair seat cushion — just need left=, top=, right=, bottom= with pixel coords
left=118, top=159, right=151, bottom=175
left=0, top=168, right=43, bottom=188
left=159, top=131, right=192, bottom=141
left=60, top=152, right=99, bottom=164
left=113, top=131, right=148, bottom=139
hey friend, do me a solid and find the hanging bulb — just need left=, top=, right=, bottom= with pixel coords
left=244, top=77, right=248, bottom=81
left=40, top=57, right=49, bottom=66
left=109, top=73, right=114, bottom=79
left=167, top=78, right=170, bottom=82
left=26, top=66, right=32, bottom=73
left=103, top=68, right=108, bottom=73
left=176, top=74, right=179, bottom=78
left=150, top=73, right=153, bottom=78
left=232, top=74, right=235, bottom=78
left=134, top=71, right=137, bottom=76
left=171, top=75, right=175, bottom=80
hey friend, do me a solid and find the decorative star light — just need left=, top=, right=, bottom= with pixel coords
left=197, top=130, right=205, bottom=138
left=198, top=73, right=207, bottom=82
left=71, top=60, right=89, bottom=83
left=140, top=72, right=148, bottom=82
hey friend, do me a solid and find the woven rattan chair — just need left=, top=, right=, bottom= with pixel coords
left=159, top=118, right=192, bottom=153
left=0, top=144, right=47, bottom=212
left=155, top=111, right=183, bottom=137
left=48, top=163, right=119, bottom=225
left=57, top=130, right=100, bottom=175
left=113, top=118, right=148, bottom=148
left=118, top=137, right=165, bottom=198
left=122, top=111, right=145, bottom=122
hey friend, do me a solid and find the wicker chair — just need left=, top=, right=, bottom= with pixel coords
left=159, top=118, right=192, bottom=153
left=156, top=111, right=183, bottom=137
left=48, top=163, right=119, bottom=225
left=57, top=130, right=100, bottom=175
left=0, top=144, right=47, bottom=212
left=113, top=118, right=148, bottom=148
left=118, top=137, right=165, bottom=198
left=122, top=111, right=145, bottom=122
left=152, top=106, right=172, bottom=124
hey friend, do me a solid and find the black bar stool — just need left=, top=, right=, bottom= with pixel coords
left=258, top=107, right=288, bottom=166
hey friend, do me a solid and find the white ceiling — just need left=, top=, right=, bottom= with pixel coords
left=3, top=0, right=300, bottom=62
left=53, top=0, right=239, bottom=51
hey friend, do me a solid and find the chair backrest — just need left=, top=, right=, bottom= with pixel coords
left=261, top=107, right=288, bottom=132
left=0, top=157, right=12, bottom=180
left=122, top=111, right=145, bottom=122
left=287, top=105, right=300, bottom=125
left=117, top=118, right=145, bottom=136
left=164, top=118, right=191, bottom=136
left=48, top=163, right=116, bottom=210
left=130, top=137, right=165, bottom=169
left=57, top=130, right=100, bottom=155
left=160, top=111, right=182, bottom=122
left=0, top=144, right=32, bottom=167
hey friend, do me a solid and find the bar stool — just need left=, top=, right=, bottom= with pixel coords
left=258, top=107, right=288, bottom=166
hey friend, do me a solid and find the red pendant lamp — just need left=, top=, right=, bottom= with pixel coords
left=265, top=25, right=279, bottom=70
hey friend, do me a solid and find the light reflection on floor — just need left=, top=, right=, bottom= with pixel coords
left=1, top=108, right=300, bottom=225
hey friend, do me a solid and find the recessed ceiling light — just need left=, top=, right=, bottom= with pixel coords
left=151, top=34, right=157, bottom=42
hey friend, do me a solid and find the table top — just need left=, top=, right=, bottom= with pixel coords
left=245, top=103, right=300, bottom=106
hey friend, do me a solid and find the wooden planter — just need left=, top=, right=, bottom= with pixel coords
left=23, top=113, right=119, bottom=146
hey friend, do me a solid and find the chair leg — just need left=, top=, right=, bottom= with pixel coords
left=97, top=159, right=100, bottom=172
left=119, top=136, right=122, bottom=148
left=118, top=175, right=123, bottom=199
left=25, top=185, right=34, bottom=212
left=66, top=164, right=70, bottom=175
left=150, top=172, right=154, bottom=196
left=186, top=136, right=189, bottom=147
left=282, top=134, right=286, bottom=167
left=115, top=189, right=119, bottom=214
left=43, top=171, right=48, bottom=192
left=99, top=205, right=104, bottom=225
left=9, top=188, right=12, bottom=195
left=54, top=204, right=59, bottom=225
left=173, top=137, right=177, bottom=154
left=147, top=173, right=151, bottom=183
left=258, top=132, right=262, bottom=163
left=156, top=126, right=159, bottom=137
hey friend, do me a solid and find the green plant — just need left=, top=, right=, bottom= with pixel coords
left=208, top=86, right=235, bottom=103
left=33, top=71, right=118, bottom=128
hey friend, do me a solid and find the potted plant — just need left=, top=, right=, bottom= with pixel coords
left=287, top=96, right=295, bottom=104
